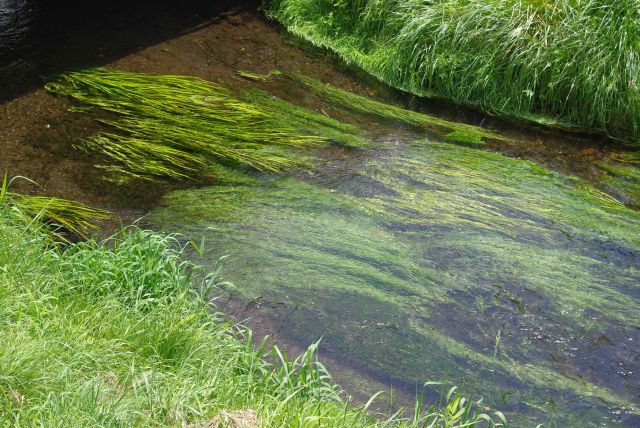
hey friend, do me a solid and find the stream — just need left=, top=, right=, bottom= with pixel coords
left=1, top=1, right=639, bottom=426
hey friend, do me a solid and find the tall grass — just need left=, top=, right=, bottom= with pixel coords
left=0, top=201, right=507, bottom=426
left=265, top=0, right=640, bottom=142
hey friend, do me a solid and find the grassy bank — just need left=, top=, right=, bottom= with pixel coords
left=0, top=204, right=506, bottom=426
left=265, top=0, right=640, bottom=142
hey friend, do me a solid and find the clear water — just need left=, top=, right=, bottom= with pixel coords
left=3, top=1, right=640, bottom=425
left=151, top=137, right=640, bottom=426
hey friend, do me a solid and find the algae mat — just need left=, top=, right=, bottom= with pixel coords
left=151, top=142, right=640, bottom=426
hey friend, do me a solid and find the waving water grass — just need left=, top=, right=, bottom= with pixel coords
left=151, top=141, right=640, bottom=426
left=46, top=68, right=507, bottom=181
left=288, top=74, right=503, bottom=146
left=45, top=69, right=334, bottom=181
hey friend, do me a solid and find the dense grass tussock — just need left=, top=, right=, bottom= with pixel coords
left=265, top=0, right=640, bottom=142
left=0, top=206, right=507, bottom=426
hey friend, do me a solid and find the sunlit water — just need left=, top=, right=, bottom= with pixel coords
left=151, top=136, right=640, bottom=426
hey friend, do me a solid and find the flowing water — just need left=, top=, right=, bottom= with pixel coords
left=150, top=128, right=640, bottom=427
left=2, top=1, right=640, bottom=427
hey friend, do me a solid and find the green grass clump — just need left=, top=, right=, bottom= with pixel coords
left=0, top=204, right=506, bottom=426
left=45, top=68, right=333, bottom=180
left=265, top=0, right=640, bottom=142
left=10, top=195, right=110, bottom=238
left=1, top=174, right=110, bottom=238
left=289, top=74, right=501, bottom=144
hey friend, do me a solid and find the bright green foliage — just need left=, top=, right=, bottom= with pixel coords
left=152, top=141, right=640, bottom=425
left=45, top=68, right=506, bottom=182
left=45, top=69, right=332, bottom=180
left=265, top=0, right=640, bottom=142
left=10, top=195, right=110, bottom=238
left=290, top=74, right=501, bottom=144
left=241, top=89, right=369, bottom=148
left=0, top=207, right=505, bottom=426
left=442, top=131, right=485, bottom=147
left=1, top=173, right=110, bottom=238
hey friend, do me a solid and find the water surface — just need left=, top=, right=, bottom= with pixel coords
left=152, top=135, right=640, bottom=426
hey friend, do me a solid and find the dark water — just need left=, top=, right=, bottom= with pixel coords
left=0, top=0, right=247, bottom=100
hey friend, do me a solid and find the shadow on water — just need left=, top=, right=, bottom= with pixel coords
left=0, top=0, right=258, bottom=101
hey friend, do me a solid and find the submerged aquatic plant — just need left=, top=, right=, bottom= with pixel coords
left=289, top=74, right=503, bottom=146
left=236, top=69, right=273, bottom=82
left=236, top=69, right=282, bottom=82
left=45, top=69, right=333, bottom=180
left=597, top=154, right=640, bottom=207
left=266, top=0, right=640, bottom=142
left=1, top=174, right=110, bottom=238
left=151, top=140, right=640, bottom=425
left=241, top=88, right=369, bottom=148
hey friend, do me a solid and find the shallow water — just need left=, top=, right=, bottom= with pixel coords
left=2, top=2, right=640, bottom=426
left=151, top=137, right=640, bottom=425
